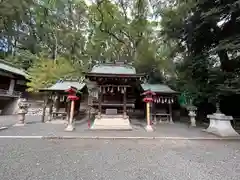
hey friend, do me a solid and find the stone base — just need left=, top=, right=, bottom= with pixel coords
left=90, top=115, right=132, bottom=130
left=46, top=120, right=68, bottom=125
left=13, top=123, right=25, bottom=127
left=64, top=124, right=75, bottom=131
left=204, top=113, right=239, bottom=137
left=157, top=120, right=173, bottom=124
left=190, top=119, right=196, bottom=127
left=0, top=127, right=8, bottom=130
left=190, top=123, right=196, bottom=127
left=189, top=111, right=196, bottom=127
left=145, top=125, right=154, bottom=132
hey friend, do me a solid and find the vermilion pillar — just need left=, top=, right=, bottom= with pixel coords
left=65, top=87, right=79, bottom=131
left=142, top=91, right=155, bottom=132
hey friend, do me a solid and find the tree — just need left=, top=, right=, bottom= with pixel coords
left=0, top=0, right=177, bottom=89
left=27, top=56, right=82, bottom=92
left=159, top=0, right=240, bottom=108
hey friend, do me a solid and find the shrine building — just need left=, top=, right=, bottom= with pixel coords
left=40, top=61, right=177, bottom=130
left=85, top=62, right=177, bottom=130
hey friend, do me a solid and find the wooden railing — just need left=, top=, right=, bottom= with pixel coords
left=0, top=89, right=22, bottom=97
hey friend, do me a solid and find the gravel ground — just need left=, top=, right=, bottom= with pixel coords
left=0, top=122, right=218, bottom=138
left=0, top=139, right=239, bottom=180
left=0, top=115, right=218, bottom=138
left=0, top=115, right=41, bottom=127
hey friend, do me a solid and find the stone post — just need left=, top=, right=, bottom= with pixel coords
left=188, top=110, right=196, bottom=127
left=41, top=94, right=48, bottom=123
left=47, top=99, right=53, bottom=122
left=169, top=103, right=174, bottom=124
left=8, top=79, right=15, bottom=95
left=65, top=100, right=75, bottom=131
left=55, top=95, right=60, bottom=112
left=123, top=87, right=127, bottom=119
left=14, top=98, right=30, bottom=126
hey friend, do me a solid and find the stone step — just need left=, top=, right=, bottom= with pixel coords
left=90, top=124, right=132, bottom=130
left=91, top=117, right=132, bottom=130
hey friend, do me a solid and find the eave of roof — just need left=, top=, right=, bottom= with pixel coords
left=141, top=83, right=178, bottom=94
left=0, top=60, right=28, bottom=78
left=86, top=72, right=145, bottom=78
left=89, top=64, right=136, bottom=75
left=40, top=81, right=86, bottom=92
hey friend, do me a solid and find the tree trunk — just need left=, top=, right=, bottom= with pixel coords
left=41, top=96, right=48, bottom=123
left=217, top=50, right=231, bottom=72
left=52, top=33, right=58, bottom=61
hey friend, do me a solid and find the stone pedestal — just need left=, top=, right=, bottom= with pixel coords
left=169, top=119, right=174, bottom=124
left=47, top=114, right=52, bottom=122
left=90, top=114, right=132, bottom=130
left=188, top=110, right=196, bottom=127
left=14, top=113, right=25, bottom=126
left=204, top=113, right=239, bottom=137
left=145, top=125, right=154, bottom=132
left=46, top=119, right=68, bottom=125
left=65, top=123, right=75, bottom=131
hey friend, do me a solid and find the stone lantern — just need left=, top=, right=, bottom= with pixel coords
left=186, top=105, right=197, bottom=127
left=64, top=87, right=79, bottom=131
left=14, top=98, right=30, bottom=126
left=142, top=90, right=156, bottom=132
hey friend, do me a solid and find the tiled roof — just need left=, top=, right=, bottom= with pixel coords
left=90, top=64, right=136, bottom=74
left=0, top=61, right=27, bottom=77
left=141, top=83, right=177, bottom=94
left=44, top=81, right=85, bottom=91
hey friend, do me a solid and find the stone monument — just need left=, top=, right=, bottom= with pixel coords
left=205, top=103, right=239, bottom=137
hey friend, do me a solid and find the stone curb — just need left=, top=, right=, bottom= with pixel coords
left=0, top=136, right=43, bottom=139
left=41, top=136, right=240, bottom=140
left=0, top=135, right=239, bottom=140
left=0, top=127, right=8, bottom=131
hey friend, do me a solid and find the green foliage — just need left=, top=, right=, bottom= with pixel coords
left=0, top=0, right=178, bottom=92
left=159, top=0, right=240, bottom=107
left=6, top=50, right=37, bottom=70
left=27, top=57, right=81, bottom=92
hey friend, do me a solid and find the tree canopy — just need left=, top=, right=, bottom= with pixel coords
left=159, top=0, right=240, bottom=108
left=1, top=0, right=174, bottom=91
left=1, top=0, right=240, bottom=113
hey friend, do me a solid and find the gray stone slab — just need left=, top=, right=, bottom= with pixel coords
left=91, top=115, right=132, bottom=130
left=106, top=108, right=118, bottom=115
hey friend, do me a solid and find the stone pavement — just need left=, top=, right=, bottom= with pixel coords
left=0, top=115, right=238, bottom=139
